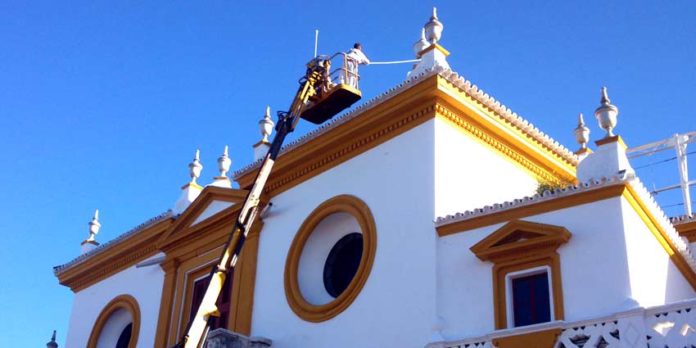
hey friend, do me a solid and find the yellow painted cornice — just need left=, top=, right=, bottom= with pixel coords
left=434, top=75, right=577, bottom=182
left=157, top=186, right=248, bottom=253
left=439, top=181, right=696, bottom=291
left=418, top=43, right=450, bottom=57
left=574, top=147, right=592, bottom=156
left=56, top=218, right=172, bottom=292
left=675, top=220, right=696, bottom=242
left=595, top=135, right=628, bottom=150
left=236, top=74, right=577, bottom=196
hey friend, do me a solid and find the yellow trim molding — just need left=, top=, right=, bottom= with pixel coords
left=57, top=218, right=172, bottom=292
left=471, top=220, right=570, bottom=330
left=434, top=103, right=572, bottom=186
left=595, top=135, right=627, bottom=149
left=437, top=184, right=625, bottom=236
left=156, top=205, right=264, bottom=347
left=675, top=220, right=696, bottom=243
left=622, top=185, right=696, bottom=290
left=444, top=182, right=696, bottom=292
left=492, top=328, right=562, bottom=348
left=418, top=43, right=450, bottom=57
left=235, top=74, right=576, bottom=196
left=87, top=294, right=141, bottom=348
left=284, top=195, right=377, bottom=322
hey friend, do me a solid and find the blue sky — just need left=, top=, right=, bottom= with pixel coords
left=1, top=1, right=695, bottom=346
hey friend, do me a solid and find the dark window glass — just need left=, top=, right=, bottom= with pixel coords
left=512, top=272, right=551, bottom=327
left=115, top=323, right=132, bottom=348
left=323, top=233, right=363, bottom=298
left=188, top=268, right=234, bottom=330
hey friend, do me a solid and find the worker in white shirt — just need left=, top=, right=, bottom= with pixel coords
left=345, top=43, right=369, bottom=87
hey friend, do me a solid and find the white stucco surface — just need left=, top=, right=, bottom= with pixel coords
left=433, top=117, right=539, bottom=218
left=619, top=199, right=694, bottom=305
left=64, top=255, right=165, bottom=348
left=436, top=195, right=695, bottom=340
left=95, top=308, right=132, bottom=347
left=251, top=120, right=437, bottom=348
left=192, top=200, right=234, bottom=226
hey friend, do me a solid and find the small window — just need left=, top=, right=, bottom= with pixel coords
left=189, top=269, right=234, bottom=330
left=323, top=233, right=363, bottom=298
left=508, top=269, right=552, bottom=327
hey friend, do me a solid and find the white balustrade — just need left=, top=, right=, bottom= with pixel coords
left=428, top=299, right=696, bottom=348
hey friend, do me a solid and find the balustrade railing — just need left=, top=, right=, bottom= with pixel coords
left=427, top=299, right=696, bottom=348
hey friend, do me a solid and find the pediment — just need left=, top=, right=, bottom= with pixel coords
left=470, top=220, right=571, bottom=262
left=157, top=186, right=248, bottom=250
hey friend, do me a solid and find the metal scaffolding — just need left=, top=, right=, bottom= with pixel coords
left=627, top=131, right=696, bottom=216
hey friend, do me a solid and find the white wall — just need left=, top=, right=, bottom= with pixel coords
left=65, top=254, right=165, bottom=348
left=433, top=117, right=539, bottom=218
left=437, top=196, right=695, bottom=340
left=251, top=120, right=438, bottom=348
left=619, top=199, right=694, bottom=305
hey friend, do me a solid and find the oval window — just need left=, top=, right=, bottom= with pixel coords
left=285, top=195, right=377, bottom=322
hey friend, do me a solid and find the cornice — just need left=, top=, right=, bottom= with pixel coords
left=234, top=67, right=578, bottom=187
left=470, top=220, right=572, bottom=262
left=436, top=174, right=696, bottom=290
left=55, top=218, right=172, bottom=292
left=436, top=175, right=629, bottom=235
left=235, top=74, right=441, bottom=194
left=434, top=103, right=573, bottom=185
left=234, top=67, right=577, bottom=196
left=157, top=186, right=248, bottom=250
left=54, top=210, right=173, bottom=275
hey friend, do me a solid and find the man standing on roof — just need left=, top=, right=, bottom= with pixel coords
left=345, top=43, right=369, bottom=88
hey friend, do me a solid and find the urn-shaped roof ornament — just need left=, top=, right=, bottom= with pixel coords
left=574, top=113, right=590, bottom=149
left=413, top=28, right=429, bottom=57
left=86, top=209, right=101, bottom=243
left=217, top=145, right=232, bottom=178
left=259, top=106, right=274, bottom=143
left=424, top=7, right=443, bottom=44
left=594, top=87, right=619, bottom=138
left=189, top=149, right=203, bottom=184
left=46, top=330, right=58, bottom=348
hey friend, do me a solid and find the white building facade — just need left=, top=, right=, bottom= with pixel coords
left=54, top=9, right=696, bottom=348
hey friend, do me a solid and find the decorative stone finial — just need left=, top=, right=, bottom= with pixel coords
left=259, top=106, right=274, bottom=143
left=424, top=7, right=443, bottom=44
left=409, top=8, right=450, bottom=78
left=46, top=330, right=58, bottom=348
left=81, top=210, right=100, bottom=254
left=217, top=145, right=231, bottom=178
left=413, top=28, right=429, bottom=57
left=574, top=113, right=590, bottom=149
left=594, top=87, right=619, bottom=138
left=210, top=145, right=233, bottom=188
left=188, top=149, right=203, bottom=184
left=86, top=209, right=100, bottom=243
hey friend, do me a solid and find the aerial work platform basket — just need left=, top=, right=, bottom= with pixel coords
left=301, top=53, right=362, bottom=124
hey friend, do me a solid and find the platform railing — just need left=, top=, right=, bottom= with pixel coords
left=427, top=299, right=696, bottom=348
left=323, top=52, right=360, bottom=91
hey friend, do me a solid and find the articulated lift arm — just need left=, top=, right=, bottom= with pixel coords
left=174, top=55, right=360, bottom=348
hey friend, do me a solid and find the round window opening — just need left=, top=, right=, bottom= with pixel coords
left=323, top=232, right=363, bottom=298
left=285, top=195, right=376, bottom=322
